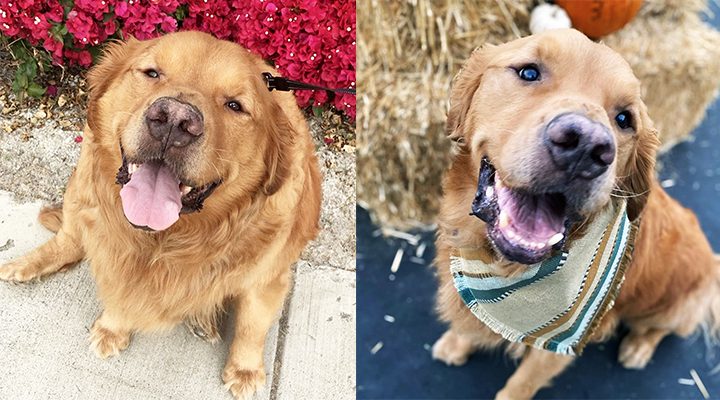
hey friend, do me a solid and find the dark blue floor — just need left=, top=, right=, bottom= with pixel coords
left=357, top=9, right=720, bottom=397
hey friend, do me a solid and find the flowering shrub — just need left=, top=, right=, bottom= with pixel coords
left=0, top=0, right=355, bottom=118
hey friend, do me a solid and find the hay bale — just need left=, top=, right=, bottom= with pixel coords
left=358, top=0, right=720, bottom=230
left=357, top=0, right=532, bottom=229
left=604, top=3, right=720, bottom=148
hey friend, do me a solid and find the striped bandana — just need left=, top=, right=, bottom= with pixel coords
left=450, top=200, right=637, bottom=356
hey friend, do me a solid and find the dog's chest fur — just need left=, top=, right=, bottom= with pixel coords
left=80, top=202, right=288, bottom=330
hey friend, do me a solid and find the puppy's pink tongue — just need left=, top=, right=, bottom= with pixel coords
left=119, top=163, right=182, bottom=231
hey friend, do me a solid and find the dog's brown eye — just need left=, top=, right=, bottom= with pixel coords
left=226, top=101, right=243, bottom=113
left=144, top=69, right=160, bottom=79
left=615, top=111, right=633, bottom=130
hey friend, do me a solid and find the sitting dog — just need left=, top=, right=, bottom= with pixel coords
left=431, top=29, right=719, bottom=399
left=0, top=31, right=321, bottom=399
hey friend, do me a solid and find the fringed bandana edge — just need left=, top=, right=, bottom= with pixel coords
left=450, top=199, right=638, bottom=356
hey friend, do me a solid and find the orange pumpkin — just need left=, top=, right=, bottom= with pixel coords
left=556, top=0, right=643, bottom=38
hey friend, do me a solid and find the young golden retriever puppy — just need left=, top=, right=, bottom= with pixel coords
left=0, top=31, right=321, bottom=399
left=432, top=29, right=720, bottom=399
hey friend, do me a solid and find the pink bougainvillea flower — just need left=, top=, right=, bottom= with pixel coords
left=1, top=0, right=355, bottom=118
left=46, top=85, right=58, bottom=97
left=115, top=1, right=130, bottom=18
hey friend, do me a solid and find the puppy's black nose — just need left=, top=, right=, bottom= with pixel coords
left=543, top=113, right=615, bottom=180
left=146, top=97, right=203, bottom=148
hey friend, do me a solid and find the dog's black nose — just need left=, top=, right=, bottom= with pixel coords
left=146, top=97, right=203, bottom=148
left=543, top=113, right=615, bottom=180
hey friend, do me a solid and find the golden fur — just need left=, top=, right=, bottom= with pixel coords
left=432, top=29, right=720, bottom=399
left=0, top=31, right=321, bottom=399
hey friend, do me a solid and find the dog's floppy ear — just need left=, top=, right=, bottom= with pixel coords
left=260, top=100, right=295, bottom=196
left=250, top=58, right=295, bottom=196
left=620, top=104, right=659, bottom=221
left=446, top=44, right=497, bottom=141
left=86, top=38, right=143, bottom=132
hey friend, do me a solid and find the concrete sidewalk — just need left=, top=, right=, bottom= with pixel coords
left=0, top=149, right=356, bottom=399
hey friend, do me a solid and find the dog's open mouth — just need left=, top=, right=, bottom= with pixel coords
left=115, top=151, right=220, bottom=231
left=472, top=157, right=569, bottom=264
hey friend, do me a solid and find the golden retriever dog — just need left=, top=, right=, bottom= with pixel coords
left=0, top=31, right=320, bottom=399
left=431, top=29, right=720, bottom=399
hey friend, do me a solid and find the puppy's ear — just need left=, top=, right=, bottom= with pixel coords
left=446, top=44, right=496, bottom=141
left=86, top=38, right=143, bottom=132
left=620, top=104, right=659, bottom=221
left=249, top=57, right=295, bottom=196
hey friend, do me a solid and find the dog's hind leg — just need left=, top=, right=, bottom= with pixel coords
left=38, top=204, right=63, bottom=233
left=0, top=154, right=92, bottom=282
left=496, top=347, right=574, bottom=400
left=0, top=227, right=84, bottom=282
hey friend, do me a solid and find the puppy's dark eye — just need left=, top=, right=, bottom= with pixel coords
left=226, top=101, right=243, bottom=113
left=144, top=69, right=159, bottom=79
left=615, top=111, right=633, bottom=130
left=517, top=65, right=540, bottom=82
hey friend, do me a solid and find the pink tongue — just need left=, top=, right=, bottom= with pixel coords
left=497, top=185, right=564, bottom=241
left=119, top=163, right=182, bottom=231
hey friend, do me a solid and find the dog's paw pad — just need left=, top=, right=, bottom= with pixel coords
left=431, top=330, right=474, bottom=367
left=0, top=261, right=38, bottom=282
left=90, top=324, right=130, bottom=359
left=618, top=335, right=654, bottom=369
left=223, top=366, right=266, bottom=400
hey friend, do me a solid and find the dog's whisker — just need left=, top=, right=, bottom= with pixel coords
left=611, top=188, right=650, bottom=199
left=568, top=217, right=591, bottom=238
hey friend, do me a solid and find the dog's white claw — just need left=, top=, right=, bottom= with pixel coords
left=181, top=185, right=193, bottom=195
left=548, top=232, right=564, bottom=246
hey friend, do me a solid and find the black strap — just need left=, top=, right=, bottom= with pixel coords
left=262, top=72, right=355, bottom=98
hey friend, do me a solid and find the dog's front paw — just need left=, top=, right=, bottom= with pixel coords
left=0, top=260, right=39, bottom=282
left=618, top=333, right=655, bottom=369
left=431, top=330, right=475, bottom=366
left=90, top=322, right=130, bottom=359
left=496, top=386, right=532, bottom=400
left=222, top=365, right=266, bottom=400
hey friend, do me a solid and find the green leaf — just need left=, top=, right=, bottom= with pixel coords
left=11, top=77, right=22, bottom=93
left=27, top=83, right=46, bottom=98
left=59, top=0, right=74, bottom=14
left=88, top=46, right=103, bottom=63
left=24, top=60, right=37, bottom=77
left=174, top=4, right=189, bottom=20
left=11, top=75, right=26, bottom=103
left=312, top=106, right=324, bottom=118
left=15, top=73, right=28, bottom=89
left=49, top=23, right=68, bottom=41
left=9, top=41, right=32, bottom=62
